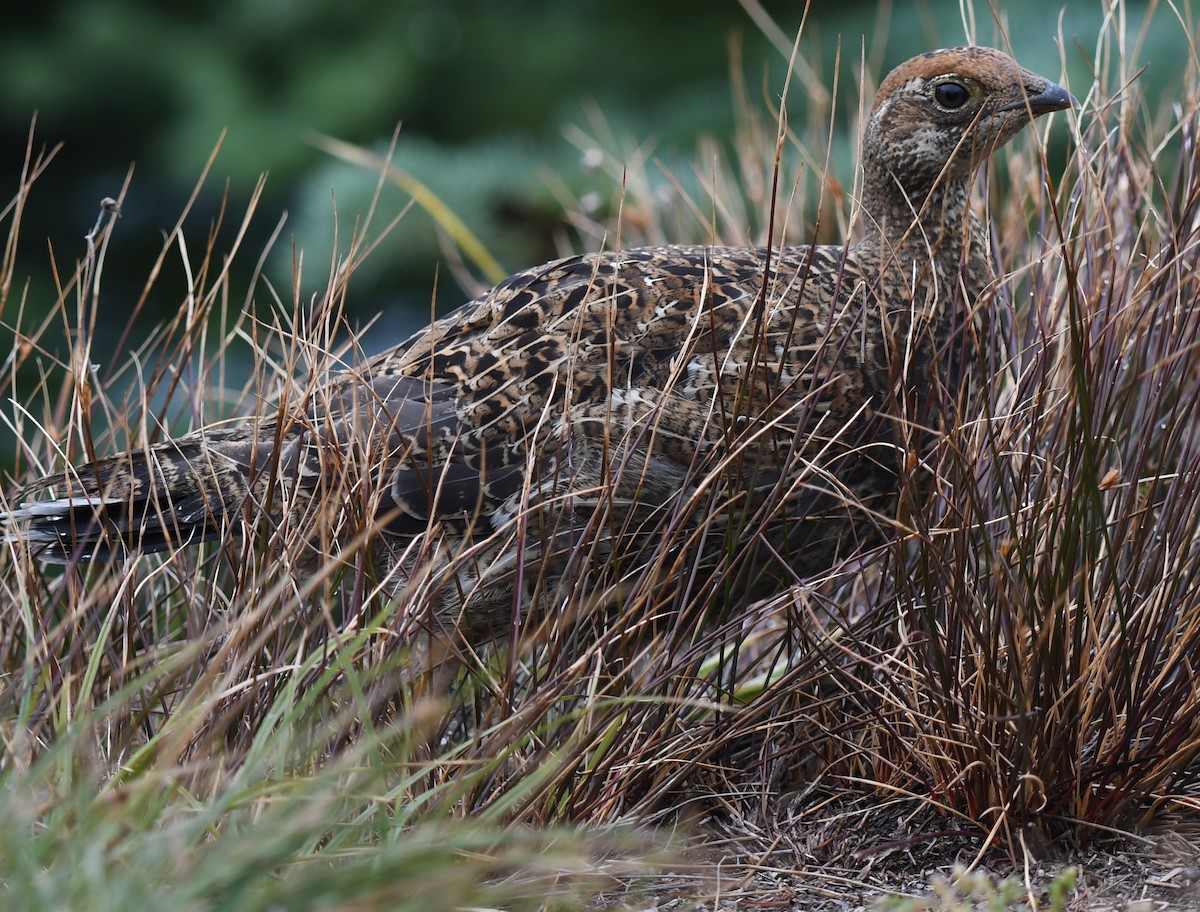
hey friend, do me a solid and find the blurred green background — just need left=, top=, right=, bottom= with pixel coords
left=0, top=0, right=1181, bottom=392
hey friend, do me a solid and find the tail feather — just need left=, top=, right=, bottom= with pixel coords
left=3, top=438, right=256, bottom=561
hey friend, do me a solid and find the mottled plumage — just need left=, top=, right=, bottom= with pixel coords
left=4, top=48, right=1075, bottom=640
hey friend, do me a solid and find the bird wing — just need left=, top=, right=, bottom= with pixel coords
left=298, top=244, right=866, bottom=535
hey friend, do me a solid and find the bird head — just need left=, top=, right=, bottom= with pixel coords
left=864, top=46, right=1077, bottom=198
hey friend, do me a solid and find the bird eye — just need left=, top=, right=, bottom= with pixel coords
left=933, top=81, right=971, bottom=109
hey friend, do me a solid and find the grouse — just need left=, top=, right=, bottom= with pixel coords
left=4, top=47, right=1075, bottom=641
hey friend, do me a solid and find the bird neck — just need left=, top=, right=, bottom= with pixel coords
left=855, top=147, right=990, bottom=282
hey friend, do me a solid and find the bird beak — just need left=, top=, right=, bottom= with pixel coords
left=998, top=81, right=1078, bottom=115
